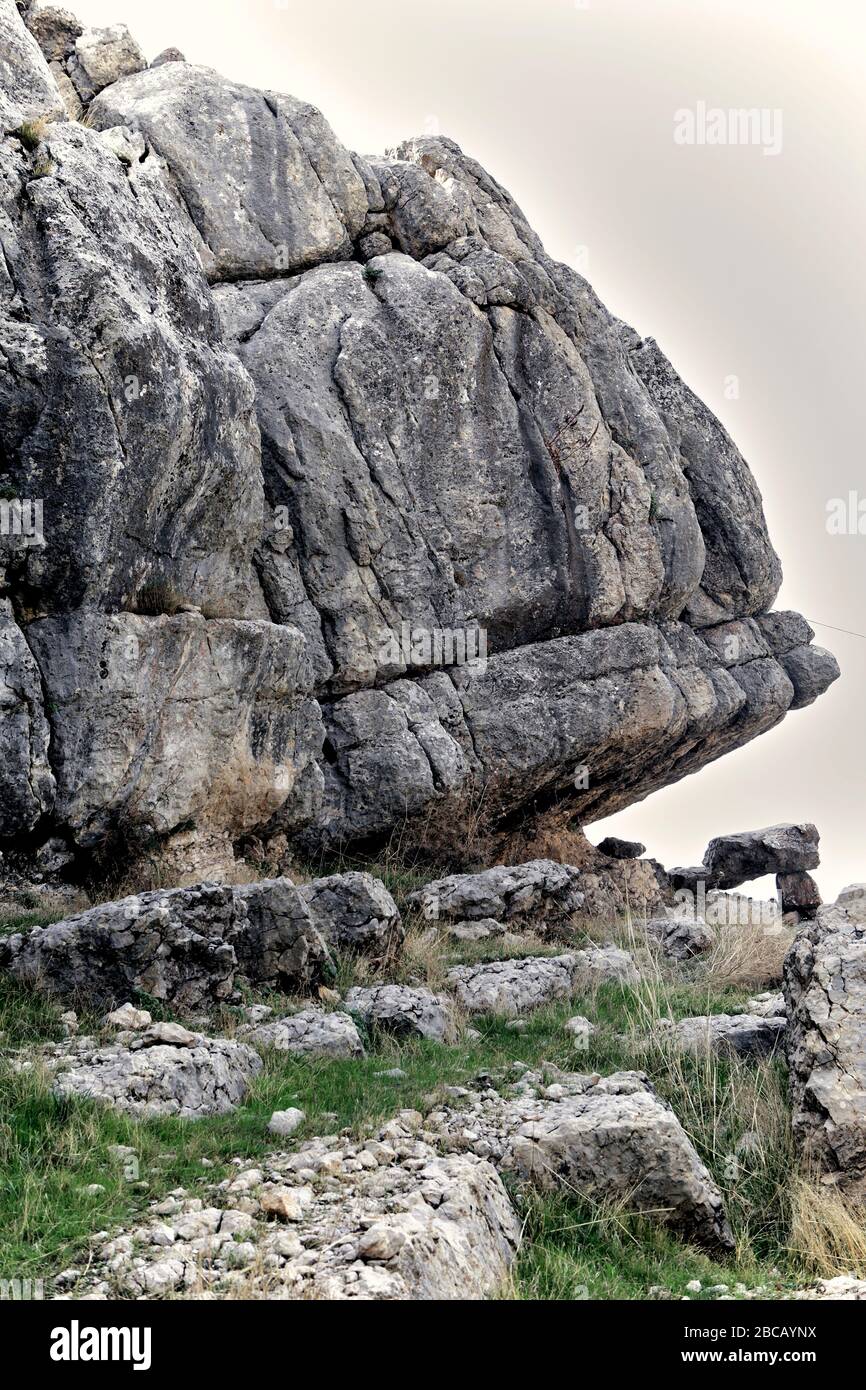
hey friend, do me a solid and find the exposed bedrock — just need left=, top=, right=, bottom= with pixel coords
left=0, top=4, right=839, bottom=865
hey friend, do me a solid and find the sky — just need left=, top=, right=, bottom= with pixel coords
left=70, top=0, right=866, bottom=900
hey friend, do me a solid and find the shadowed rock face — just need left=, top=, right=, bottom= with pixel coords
left=0, top=4, right=839, bottom=867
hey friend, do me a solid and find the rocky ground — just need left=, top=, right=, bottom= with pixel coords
left=2, top=830, right=866, bottom=1301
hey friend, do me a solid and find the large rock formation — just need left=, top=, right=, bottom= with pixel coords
left=0, top=1, right=839, bottom=878
left=784, top=888, right=866, bottom=1192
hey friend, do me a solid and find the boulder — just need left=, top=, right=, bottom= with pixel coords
left=345, top=984, right=455, bottom=1043
left=0, top=879, right=334, bottom=1009
left=22, top=2, right=81, bottom=62
left=67, top=23, right=146, bottom=103
left=219, top=132, right=837, bottom=852
left=446, top=954, right=579, bottom=1016
left=448, top=918, right=504, bottom=941
left=407, top=860, right=584, bottom=929
left=563, top=1015, right=596, bottom=1049
left=645, top=915, right=715, bottom=961
left=48, top=1026, right=262, bottom=1118
left=150, top=47, right=185, bottom=67
left=429, top=1068, right=733, bottom=1252
left=743, top=991, right=785, bottom=1018
left=703, top=824, right=820, bottom=890
left=596, top=836, right=646, bottom=860
left=297, top=872, right=401, bottom=954
left=571, top=943, right=640, bottom=986
left=784, top=891, right=866, bottom=1191
left=0, top=38, right=839, bottom=868
left=239, top=1008, right=364, bottom=1059
left=495, top=824, right=666, bottom=918
left=777, top=871, right=822, bottom=919
left=101, top=1002, right=152, bottom=1031
left=837, top=884, right=866, bottom=913
left=267, top=1107, right=305, bottom=1137
left=661, top=1013, right=785, bottom=1059
left=88, top=64, right=370, bottom=280
left=1, top=0, right=65, bottom=132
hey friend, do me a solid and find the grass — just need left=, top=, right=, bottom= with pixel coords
left=14, top=118, right=49, bottom=152
left=2, top=891, right=865, bottom=1300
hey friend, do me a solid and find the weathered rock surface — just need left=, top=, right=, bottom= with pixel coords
left=407, top=860, right=584, bottom=928
left=22, top=3, right=82, bottom=64
left=784, top=891, right=866, bottom=1191
left=743, top=991, right=785, bottom=1018
left=67, top=23, right=145, bottom=102
left=0, top=879, right=334, bottom=1008
left=0, top=2, right=838, bottom=868
left=240, top=1008, right=364, bottom=1059
left=428, top=1068, right=733, bottom=1251
left=26, top=612, right=323, bottom=848
left=660, top=1012, right=785, bottom=1059
left=59, top=1129, right=521, bottom=1300
left=297, top=872, right=401, bottom=954
left=309, top=620, right=831, bottom=854
left=345, top=984, right=455, bottom=1043
left=1, top=0, right=65, bottom=132
left=645, top=915, right=715, bottom=961
left=447, top=953, right=579, bottom=1016
left=571, top=943, right=640, bottom=986
left=88, top=63, right=370, bottom=281
left=668, top=866, right=710, bottom=894
left=498, top=825, right=667, bottom=918
left=0, top=598, right=55, bottom=835
left=47, top=1025, right=262, bottom=1118
left=704, top=824, right=820, bottom=890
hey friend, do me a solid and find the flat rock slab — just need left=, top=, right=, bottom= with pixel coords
left=447, top=954, right=579, bottom=1016
left=704, top=824, right=819, bottom=890
left=239, top=1008, right=364, bottom=1059
left=345, top=984, right=455, bottom=1043
left=784, top=891, right=866, bottom=1191
left=56, top=1131, right=520, bottom=1301
left=428, top=1068, right=733, bottom=1252
left=661, top=1013, right=785, bottom=1059
left=596, top=837, right=646, bottom=860
left=408, top=860, right=584, bottom=928
left=47, top=1027, right=262, bottom=1118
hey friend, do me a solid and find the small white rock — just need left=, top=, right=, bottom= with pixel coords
left=267, top=1107, right=306, bottom=1138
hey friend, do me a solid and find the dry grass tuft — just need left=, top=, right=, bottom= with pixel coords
left=703, top=922, right=793, bottom=992
left=788, top=1179, right=866, bottom=1278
